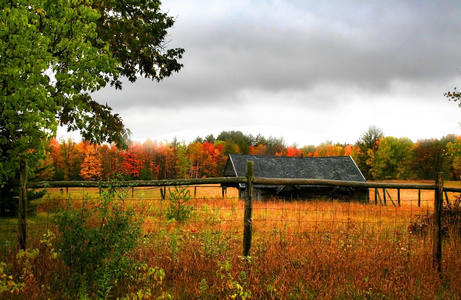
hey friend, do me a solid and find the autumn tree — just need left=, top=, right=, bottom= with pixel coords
left=301, top=145, right=317, bottom=157
left=188, top=142, right=204, bottom=178
left=286, top=146, right=302, bottom=157
left=200, top=142, right=216, bottom=177
left=98, top=143, right=123, bottom=180
left=137, top=139, right=156, bottom=180
left=327, top=144, right=345, bottom=157
left=313, top=141, right=335, bottom=157
left=214, top=142, right=227, bottom=175
left=250, top=144, right=268, bottom=155
left=61, top=140, right=86, bottom=181
left=80, top=143, right=103, bottom=181
left=121, top=144, right=143, bottom=179
left=200, top=142, right=226, bottom=177
left=344, top=144, right=354, bottom=156
left=163, top=142, right=179, bottom=179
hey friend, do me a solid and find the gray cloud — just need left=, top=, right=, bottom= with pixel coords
left=87, top=0, right=461, bottom=145
left=170, top=1, right=459, bottom=92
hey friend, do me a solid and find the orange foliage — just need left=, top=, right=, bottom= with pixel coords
left=80, top=143, right=103, bottom=181
left=250, top=144, right=268, bottom=155
left=344, top=144, right=353, bottom=156
left=286, top=146, right=301, bottom=157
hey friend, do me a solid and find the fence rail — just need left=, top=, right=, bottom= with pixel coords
left=28, top=177, right=246, bottom=188
left=29, top=176, right=459, bottom=193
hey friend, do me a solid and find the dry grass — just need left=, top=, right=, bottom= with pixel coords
left=1, top=183, right=461, bottom=299
left=136, top=197, right=461, bottom=299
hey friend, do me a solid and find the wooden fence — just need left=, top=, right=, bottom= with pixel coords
left=28, top=162, right=460, bottom=273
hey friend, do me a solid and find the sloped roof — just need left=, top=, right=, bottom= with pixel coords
left=223, top=154, right=366, bottom=182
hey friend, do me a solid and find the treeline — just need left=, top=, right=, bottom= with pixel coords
left=35, top=129, right=461, bottom=182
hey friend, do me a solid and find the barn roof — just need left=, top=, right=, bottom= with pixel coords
left=223, top=154, right=366, bottom=182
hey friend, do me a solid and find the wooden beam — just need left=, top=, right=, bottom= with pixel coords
left=384, top=188, right=396, bottom=207
left=376, top=189, right=384, bottom=205
left=28, top=177, right=438, bottom=191
left=28, top=177, right=246, bottom=188
left=253, top=178, right=436, bottom=190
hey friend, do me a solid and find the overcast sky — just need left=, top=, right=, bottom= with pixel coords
left=60, top=0, right=461, bottom=147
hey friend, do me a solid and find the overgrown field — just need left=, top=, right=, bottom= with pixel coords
left=1, top=184, right=461, bottom=299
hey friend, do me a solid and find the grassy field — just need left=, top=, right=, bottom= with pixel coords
left=1, top=182, right=460, bottom=299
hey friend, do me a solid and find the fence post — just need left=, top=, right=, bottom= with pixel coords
left=433, top=172, right=444, bottom=274
left=243, top=161, right=254, bottom=257
left=418, top=189, right=421, bottom=207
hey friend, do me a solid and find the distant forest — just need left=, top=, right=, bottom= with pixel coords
left=35, top=129, right=461, bottom=182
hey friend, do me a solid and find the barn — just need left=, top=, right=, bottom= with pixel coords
left=221, top=154, right=368, bottom=201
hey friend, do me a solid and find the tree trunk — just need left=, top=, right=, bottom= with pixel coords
left=18, top=159, right=27, bottom=250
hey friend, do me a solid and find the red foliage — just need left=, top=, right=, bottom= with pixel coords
left=121, top=145, right=143, bottom=178
left=286, top=146, right=301, bottom=157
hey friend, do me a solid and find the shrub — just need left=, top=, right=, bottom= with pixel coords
left=52, top=186, right=142, bottom=298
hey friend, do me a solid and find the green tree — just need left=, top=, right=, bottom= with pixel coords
left=354, top=126, right=384, bottom=179
left=0, top=0, right=183, bottom=249
left=175, top=143, right=191, bottom=179
left=216, top=131, right=252, bottom=154
left=367, top=136, right=414, bottom=180
left=1, top=0, right=118, bottom=249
